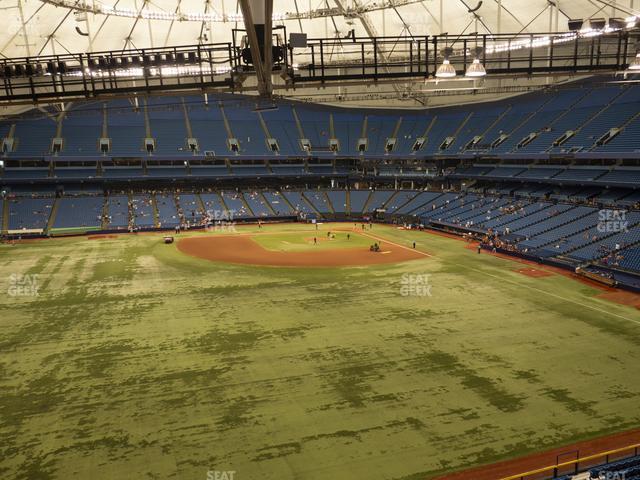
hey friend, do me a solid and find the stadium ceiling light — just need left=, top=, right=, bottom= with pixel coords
left=465, top=47, right=486, bottom=77
left=629, top=52, right=640, bottom=71
left=436, top=48, right=456, bottom=79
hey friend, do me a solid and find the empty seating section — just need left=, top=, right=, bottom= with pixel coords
left=155, top=194, right=180, bottom=227
left=147, top=97, right=188, bottom=155
left=483, top=202, right=551, bottom=230
left=414, top=192, right=459, bottom=216
left=617, top=247, right=640, bottom=271
left=492, top=91, right=581, bottom=153
left=423, top=112, right=467, bottom=155
left=494, top=203, right=573, bottom=233
left=598, top=111, right=640, bottom=152
left=619, top=191, right=640, bottom=208
left=540, top=210, right=640, bottom=254
left=3, top=81, right=640, bottom=158
left=53, top=196, right=104, bottom=229
left=547, top=87, right=624, bottom=153
left=384, top=191, right=419, bottom=213
left=106, top=195, right=130, bottom=228
left=558, top=86, right=640, bottom=152
left=225, top=105, right=266, bottom=155
left=426, top=194, right=482, bottom=223
left=348, top=190, right=371, bottom=213
left=62, top=108, right=102, bottom=155
left=485, top=166, right=526, bottom=178
left=569, top=225, right=640, bottom=261
left=512, top=206, right=591, bottom=237
left=453, top=107, right=505, bottom=153
left=176, top=194, right=204, bottom=226
left=395, top=191, right=442, bottom=215
left=589, top=454, right=640, bottom=479
left=518, top=89, right=614, bottom=153
left=14, top=120, right=57, bottom=156
left=367, top=115, right=400, bottom=153
left=596, top=189, right=631, bottom=205
left=303, top=191, right=331, bottom=213
left=552, top=168, right=607, bottom=182
left=326, top=191, right=347, bottom=213
left=334, top=112, right=364, bottom=156
left=281, top=192, right=314, bottom=214
left=450, top=166, right=493, bottom=177
left=597, top=169, right=640, bottom=185
left=8, top=197, right=53, bottom=230
left=452, top=197, right=514, bottom=226
left=220, top=191, right=252, bottom=218
left=261, top=106, right=300, bottom=155
left=515, top=167, right=563, bottom=180
left=393, top=117, right=430, bottom=154
left=481, top=99, right=545, bottom=151
left=518, top=209, right=600, bottom=250
left=295, top=108, right=329, bottom=152
left=131, top=195, right=155, bottom=227
left=186, top=104, right=227, bottom=153
left=107, top=101, right=147, bottom=156
left=262, top=191, right=294, bottom=216
left=200, top=193, right=227, bottom=218
left=243, top=192, right=273, bottom=217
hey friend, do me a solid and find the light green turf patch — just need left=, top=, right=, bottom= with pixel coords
left=0, top=223, right=639, bottom=480
left=251, top=230, right=371, bottom=252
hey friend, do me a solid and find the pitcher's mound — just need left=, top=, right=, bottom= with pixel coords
left=177, top=235, right=424, bottom=267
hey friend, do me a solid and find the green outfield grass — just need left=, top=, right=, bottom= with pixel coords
left=1, top=223, right=639, bottom=480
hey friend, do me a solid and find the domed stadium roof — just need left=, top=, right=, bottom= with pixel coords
left=2, top=0, right=635, bottom=58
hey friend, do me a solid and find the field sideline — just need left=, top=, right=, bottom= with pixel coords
left=1, top=223, right=639, bottom=480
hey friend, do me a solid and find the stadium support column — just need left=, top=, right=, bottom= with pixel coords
left=239, top=0, right=273, bottom=97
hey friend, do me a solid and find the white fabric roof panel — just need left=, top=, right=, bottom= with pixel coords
left=2, top=0, right=638, bottom=59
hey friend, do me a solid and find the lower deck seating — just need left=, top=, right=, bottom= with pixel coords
left=614, top=247, right=640, bottom=271
left=4, top=188, right=640, bottom=277
left=262, top=191, right=294, bottom=216
left=243, top=191, right=274, bottom=217
left=106, top=195, right=130, bottom=229
left=220, top=191, right=252, bottom=218
left=155, top=194, right=180, bottom=227
left=131, top=195, right=156, bottom=228
left=8, top=197, right=54, bottom=230
left=53, top=196, right=104, bottom=229
left=349, top=190, right=371, bottom=213
left=175, top=194, right=204, bottom=226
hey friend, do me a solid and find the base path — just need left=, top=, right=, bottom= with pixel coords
left=177, top=234, right=425, bottom=267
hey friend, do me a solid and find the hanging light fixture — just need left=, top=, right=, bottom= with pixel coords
left=629, top=52, right=640, bottom=71
left=436, top=47, right=456, bottom=78
left=466, top=47, right=487, bottom=77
